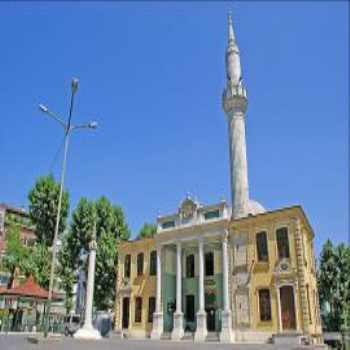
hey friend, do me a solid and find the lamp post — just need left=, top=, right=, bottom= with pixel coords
left=39, top=78, right=97, bottom=337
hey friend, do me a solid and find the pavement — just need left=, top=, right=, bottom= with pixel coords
left=0, top=334, right=328, bottom=350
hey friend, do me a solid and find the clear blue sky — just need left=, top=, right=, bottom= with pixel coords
left=0, top=2, right=348, bottom=253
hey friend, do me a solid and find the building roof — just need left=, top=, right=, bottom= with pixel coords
left=0, top=275, right=63, bottom=301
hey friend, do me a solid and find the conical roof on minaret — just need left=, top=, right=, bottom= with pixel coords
left=225, top=11, right=242, bottom=87
left=227, top=11, right=239, bottom=53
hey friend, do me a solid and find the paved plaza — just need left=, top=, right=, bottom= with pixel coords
left=0, top=334, right=327, bottom=350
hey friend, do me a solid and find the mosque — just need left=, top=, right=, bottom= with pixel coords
left=114, top=14, right=323, bottom=344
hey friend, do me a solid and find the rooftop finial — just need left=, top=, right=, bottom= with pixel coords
left=228, top=10, right=235, bottom=44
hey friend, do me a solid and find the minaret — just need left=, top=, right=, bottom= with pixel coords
left=223, top=12, right=249, bottom=219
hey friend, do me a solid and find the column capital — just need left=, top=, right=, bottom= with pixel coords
left=222, top=230, right=229, bottom=243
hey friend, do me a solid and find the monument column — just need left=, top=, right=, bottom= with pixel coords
left=171, top=242, right=184, bottom=340
left=74, top=223, right=101, bottom=340
left=194, top=238, right=207, bottom=342
left=220, top=231, right=234, bottom=342
left=151, top=244, right=163, bottom=339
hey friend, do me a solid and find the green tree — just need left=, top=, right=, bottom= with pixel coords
left=58, top=196, right=130, bottom=312
left=137, top=223, right=157, bottom=239
left=2, top=222, right=28, bottom=288
left=25, top=243, right=51, bottom=289
left=57, top=238, right=76, bottom=314
left=95, top=231, right=118, bottom=310
left=318, top=240, right=350, bottom=331
left=28, top=175, right=69, bottom=246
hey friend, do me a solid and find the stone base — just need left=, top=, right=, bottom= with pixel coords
left=74, top=326, right=101, bottom=340
left=220, top=310, right=234, bottom=343
left=272, top=332, right=304, bottom=345
left=150, top=312, right=163, bottom=339
left=171, top=312, right=184, bottom=340
left=194, top=311, right=207, bottom=342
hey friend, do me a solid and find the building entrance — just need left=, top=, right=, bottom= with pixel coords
left=122, top=297, right=130, bottom=329
left=280, top=286, right=296, bottom=330
left=185, top=295, right=195, bottom=332
left=206, top=307, right=216, bottom=331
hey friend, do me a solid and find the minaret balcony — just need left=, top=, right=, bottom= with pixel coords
left=223, top=84, right=248, bottom=114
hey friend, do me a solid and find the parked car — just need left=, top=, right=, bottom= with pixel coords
left=64, top=314, right=81, bottom=336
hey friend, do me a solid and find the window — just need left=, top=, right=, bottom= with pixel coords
left=259, top=289, right=272, bottom=321
left=256, top=231, right=269, bottom=262
left=276, top=227, right=290, bottom=259
left=135, top=297, right=142, bottom=323
left=137, top=253, right=144, bottom=276
left=204, top=210, right=220, bottom=220
left=205, top=252, right=214, bottom=276
left=162, top=220, right=175, bottom=229
left=186, top=255, right=195, bottom=278
left=149, top=251, right=157, bottom=276
left=148, top=297, right=156, bottom=323
left=124, top=254, right=131, bottom=278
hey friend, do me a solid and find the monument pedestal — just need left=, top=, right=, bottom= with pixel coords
left=74, top=325, right=101, bottom=340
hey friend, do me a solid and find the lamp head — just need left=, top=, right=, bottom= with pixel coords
left=88, top=121, right=98, bottom=129
left=39, top=104, right=49, bottom=113
left=71, top=78, right=79, bottom=94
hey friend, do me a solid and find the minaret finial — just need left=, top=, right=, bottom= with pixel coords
left=228, top=10, right=235, bottom=44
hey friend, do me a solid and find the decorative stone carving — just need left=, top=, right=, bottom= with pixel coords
left=179, top=196, right=198, bottom=221
left=235, top=292, right=250, bottom=325
left=232, top=234, right=248, bottom=267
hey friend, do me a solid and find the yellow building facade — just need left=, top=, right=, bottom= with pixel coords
left=114, top=13, right=323, bottom=344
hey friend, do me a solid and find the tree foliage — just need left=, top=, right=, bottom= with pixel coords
left=28, top=175, right=69, bottom=246
left=3, top=221, right=51, bottom=290
left=138, top=223, right=157, bottom=239
left=95, top=231, right=118, bottom=310
left=25, top=243, right=51, bottom=290
left=318, top=239, right=350, bottom=331
left=58, top=196, right=130, bottom=312
left=2, top=221, right=28, bottom=288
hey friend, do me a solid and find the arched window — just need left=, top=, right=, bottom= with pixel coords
left=205, top=252, right=214, bottom=276
left=149, top=251, right=157, bottom=276
left=276, top=227, right=290, bottom=259
left=258, top=289, right=271, bottom=321
left=124, top=254, right=131, bottom=278
left=256, top=231, right=269, bottom=262
left=186, top=254, right=195, bottom=278
left=135, top=297, right=142, bottom=323
left=137, top=253, right=144, bottom=276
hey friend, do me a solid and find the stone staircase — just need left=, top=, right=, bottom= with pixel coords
left=181, top=332, right=194, bottom=341
left=206, top=332, right=220, bottom=342
left=160, top=332, right=171, bottom=340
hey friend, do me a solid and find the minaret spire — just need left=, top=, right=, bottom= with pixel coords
left=228, top=11, right=235, bottom=45
left=223, top=11, right=249, bottom=219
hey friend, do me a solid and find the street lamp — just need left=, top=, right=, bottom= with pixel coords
left=39, top=78, right=97, bottom=337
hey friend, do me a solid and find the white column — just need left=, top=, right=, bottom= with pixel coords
left=220, top=232, right=234, bottom=342
left=151, top=244, right=164, bottom=339
left=194, top=238, right=207, bottom=342
left=198, top=239, right=205, bottom=311
left=171, top=242, right=184, bottom=340
left=156, top=245, right=162, bottom=312
left=74, top=238, right=101, bottom=340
